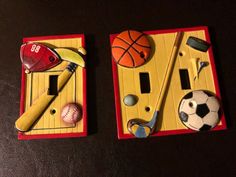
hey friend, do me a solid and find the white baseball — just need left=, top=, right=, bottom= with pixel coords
left=61, top=103, right=82, bottom=124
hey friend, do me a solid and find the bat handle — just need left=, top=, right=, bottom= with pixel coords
left=15, top=92, right=55, bottom=131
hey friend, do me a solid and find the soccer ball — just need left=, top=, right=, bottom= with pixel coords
left=178, top=90, right=221, bottom=131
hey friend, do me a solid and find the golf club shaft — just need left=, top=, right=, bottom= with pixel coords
left=155, top=32, right=184, bottom=111
left=127, top=32, right=184, bottom=138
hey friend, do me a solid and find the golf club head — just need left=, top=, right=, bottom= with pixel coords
left=127, top=111, right=158, bottom=138
left=127, top=119, right=152, bottom=138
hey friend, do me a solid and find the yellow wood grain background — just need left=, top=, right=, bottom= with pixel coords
left=117, top=30, right=221, bottom=134
left=23, top=38, right=84, bottom=135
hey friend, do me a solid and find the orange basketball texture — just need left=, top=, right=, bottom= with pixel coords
left=112, top=30, right=151, bottom=68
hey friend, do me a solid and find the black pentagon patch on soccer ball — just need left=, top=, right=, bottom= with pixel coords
left=183, top=92, right=193, bottom=99
left=204, top=90, right=214, bottom=97
left=196, top=104, right=210, bottom=118
left=179, top=112, right=188, bottom=122
left=199, top=124, right=211, bottom=131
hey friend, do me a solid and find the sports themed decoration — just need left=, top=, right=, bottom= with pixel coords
left=178, top=90, right=221, bottom=131
left=110, top=26, right=226, bottom=139
left=17, top=34, right=87, bottom=140
left=194, top=61, right=209, bottom=80
left=61, top=103, right=82, bottom=124
left=127, top=32, right=184, bottom=138
left=186, top=36, right=211, bottom=52
left=111, top=30, right=151, bottom=68
left=123, top=94, right=138, bottom=106
left=20, top=43, right=61, bottom=73
left=15, top=45, right=85, bottom=132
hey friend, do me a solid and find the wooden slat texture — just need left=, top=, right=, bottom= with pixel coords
left=23, top=38, right=84, bottom=135
left=117, top=30, right=219, bottom=134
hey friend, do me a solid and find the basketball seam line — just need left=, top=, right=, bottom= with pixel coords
left=127, top=50, right=135, bottom=67
left=116, top=33, right=147, bottom=65
left=114, top=37, right=148, bottom=62
left=112, top=45, right=147, bottom=63
left=114, top=37, right=146, bottom=56
left=111, top=46, right=135, bottom=66
left=114, top=47, right=135, bottom=66
left=128, top=30, right=152, bottom=48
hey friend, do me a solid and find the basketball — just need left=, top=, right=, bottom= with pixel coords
left=112, top=30, right=151, bottom=68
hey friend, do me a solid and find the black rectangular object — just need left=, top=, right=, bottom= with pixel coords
left=179, top=69, right=191, bottom=89
left=139, top=72, right=151, bottom=93
left=48, top=75, right=58, bottom=95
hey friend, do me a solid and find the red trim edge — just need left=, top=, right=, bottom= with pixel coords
left=110, top=26, right=227, bottom=139
left=18, top=34, right=87, bottom=140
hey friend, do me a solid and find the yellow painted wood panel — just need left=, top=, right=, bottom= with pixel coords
left=23, top=38, right=85, bottom=135
left=118, top=30, right=219, bottom=134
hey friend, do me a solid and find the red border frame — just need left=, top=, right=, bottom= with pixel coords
left=18, top=34, right=87, bottom=140
left=110, top=26, right=227, bottom=139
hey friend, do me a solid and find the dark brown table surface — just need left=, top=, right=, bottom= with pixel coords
left=0, top=0, right=236, bottom=176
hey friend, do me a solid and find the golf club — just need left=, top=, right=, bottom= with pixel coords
left=127, top=31, right=184, bottom=138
